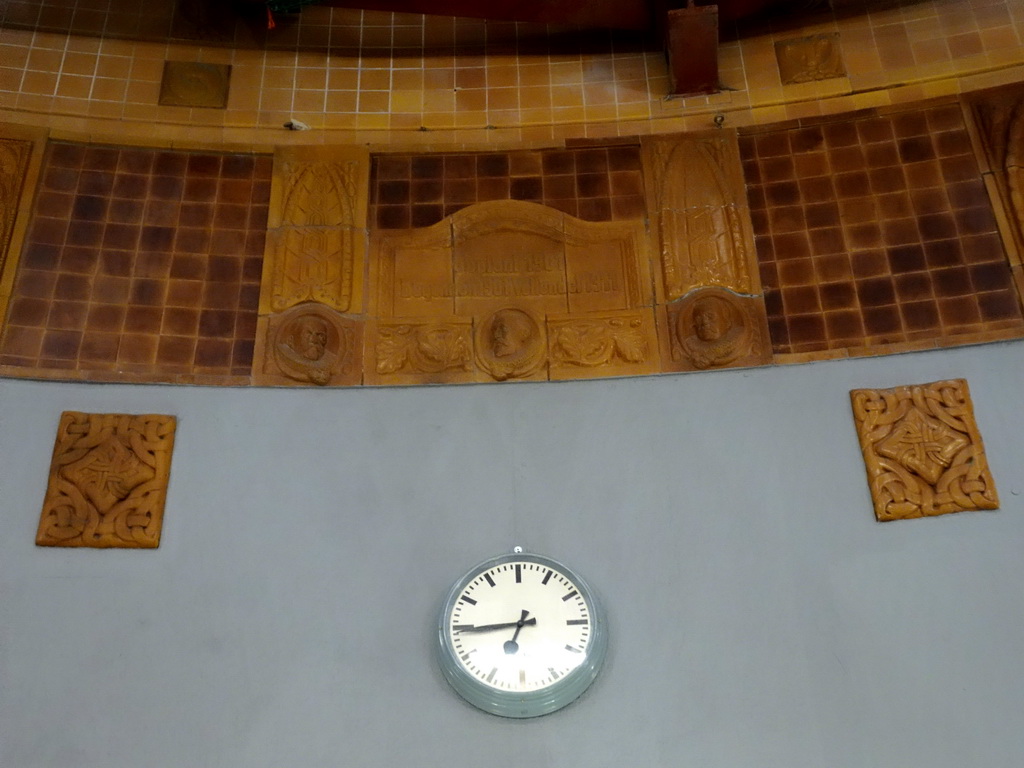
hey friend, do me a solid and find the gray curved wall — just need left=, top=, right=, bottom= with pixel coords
left=2, top=341, right=1023, bottom=767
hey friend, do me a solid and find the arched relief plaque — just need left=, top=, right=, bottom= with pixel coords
left=260, top=146, right=370, bottom=315
left=368, top=199, right=654, bottom=383
left=642, top=132, right=758, bottom=302
left=659, top=287, right=770, bottom=372
left=253, top=302, right=362, bottom=386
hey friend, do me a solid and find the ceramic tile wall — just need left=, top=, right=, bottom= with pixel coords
left=1, top=0, right=1022, bottom=145
left=1, top=2, right=1024, bottom=385
left=741, top=101, right=1024, bottom=357
left=0, top=142, right=270, bottom=381
left=369, top=145, right=645, bottom=228
left=5, top=89, right=1023, bottom=387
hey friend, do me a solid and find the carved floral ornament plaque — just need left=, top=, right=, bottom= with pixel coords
left=36, top=412, right=177, bottom=548
left=850, top=380, right=998, bottom=521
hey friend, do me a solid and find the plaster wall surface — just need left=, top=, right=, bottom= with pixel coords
left=2, top=342, right=1023, bottom=768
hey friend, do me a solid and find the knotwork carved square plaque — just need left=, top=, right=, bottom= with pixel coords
left=36, top=412, right=177, bottom=548
left=850, top=380, right=998, bottom=521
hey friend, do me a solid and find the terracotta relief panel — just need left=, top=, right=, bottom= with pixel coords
left=262, top=146, right=370, bottom=315
left=36, top=412, right=177, bottom=548
left=775, top=34, right=846, bottom=85
left=158, top=61, right=231, bottom=108
left=850, top=379, right=998, bottom=522
left=475, top=307, right=548, bottom=381
left=642, top=132, right=758, bottom=302
left=548, top=308, right=658, bottom=380
left=253, top=302, right=362, bottom=386
left=368, top=318, right=474, bottom=385
left=368, top=199, right=653, bottom=383
left=660, top=287, right=771, bottom=372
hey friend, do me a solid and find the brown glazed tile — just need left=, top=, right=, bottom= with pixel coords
left=741, top=104, right=1024, bottom=355
left=370, top=144, right=644, bottom=228
left=77, top=333, right=120, bottom=364
left=0, top=141, right=267, bottom=381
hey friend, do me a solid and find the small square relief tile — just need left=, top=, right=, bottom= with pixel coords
left=850, top=379, right=998, bottom=521
left=775, top=34, right=846, bottom=85
left=159, top=61, right=231, bottom=108
left=36, top=412, right=177, bottom=548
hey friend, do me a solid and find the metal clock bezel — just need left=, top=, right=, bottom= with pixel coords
left=437, top=551, right=608, bottom=718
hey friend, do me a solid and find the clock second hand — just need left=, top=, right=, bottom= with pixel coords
left=503, top=610, right=531, bottom=655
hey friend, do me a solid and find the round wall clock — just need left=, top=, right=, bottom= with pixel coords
left=437, top=549, right=607, bottom=718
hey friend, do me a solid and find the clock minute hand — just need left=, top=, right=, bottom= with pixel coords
left=455, top=618, right=538, bottom=633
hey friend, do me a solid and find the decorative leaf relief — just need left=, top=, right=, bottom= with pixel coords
left=377, top=324, right=472, bottom=374
left=375, top=325, right=414, bottom=374
left=613, top=320, right=648, bottom=362
left=417, top=327, right=472, bottom=372
left=551, top=317, right=648, bottom=367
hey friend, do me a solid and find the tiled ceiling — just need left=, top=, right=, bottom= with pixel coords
left=0, top=0, right=922, bottom=54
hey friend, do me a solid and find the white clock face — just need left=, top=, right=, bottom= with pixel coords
left=446, top=560, right=593, bottom=693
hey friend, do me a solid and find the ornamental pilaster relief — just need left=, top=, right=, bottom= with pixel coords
left=642, top=133, right=759, bottom=302
left=261, top=146, right=369, bottom=314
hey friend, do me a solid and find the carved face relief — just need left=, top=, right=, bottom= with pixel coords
left=490, top=309, right=533, bottom=357
left=692, top=297, right=728, bottom=342
left=675, top=291, right=750, bottom=369
left=273, top=304, right=345, bottom=385
left=475, top=307, right=545, bottom=380
left=291, top=315, right=329, bottom=361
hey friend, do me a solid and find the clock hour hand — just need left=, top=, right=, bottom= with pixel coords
left=454, top=617, right=537, bottom=633
left=504, top=610, right=530, bottom=655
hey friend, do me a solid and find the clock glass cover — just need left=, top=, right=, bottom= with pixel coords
left=437, top=551, right=607, bottom=718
